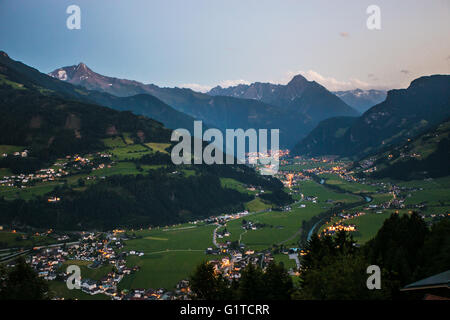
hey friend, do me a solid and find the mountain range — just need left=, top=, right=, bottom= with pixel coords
left=50, top=64, right=359, bottom=147
left=208, top=75, right=359, bottom=119
left=293, top=75, right=450, bottom=159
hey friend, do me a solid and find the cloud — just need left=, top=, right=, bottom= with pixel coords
left=400, top=69, right=410, bottom=75
left=339, top=32, right=350, bottom=38
left=180, top=79, right=250, bottom=92
left=178, top=83, right=212, bottom=93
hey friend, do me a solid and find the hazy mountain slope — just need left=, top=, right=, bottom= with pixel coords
left=358, top=118, right=450, bottom=180
left=293, top=75, right=450, bottom=158
left=208, top=74, right=359, bottom=118
left=291, top=116, right=358, bottom=156
left=333, top=89, right=387, bottom=113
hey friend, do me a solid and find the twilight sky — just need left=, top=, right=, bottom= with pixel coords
left=1, top=0, right=449, bottom=92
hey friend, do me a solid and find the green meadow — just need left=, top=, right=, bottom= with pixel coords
left=145, top=142, right=171, bottom=154
left=0, top=145, right=24, bottom=155
left=60, top=260, right=113, bottom=281
left=0, top=231, right=58, bottom=248
left=320, top=173, right=378, bottom=194
left=119, top=251, right=220, bottom=290
left=48, top=281, right=110, bottom=300
left=340, top=212, right=393, bottom=244
left=123, top=224, right=216, bottom=253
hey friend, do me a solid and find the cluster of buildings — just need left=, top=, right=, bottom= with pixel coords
left=0, top=168, right=69, bottom=187
left=206, top=250, right=276, bottom=281
left=0, top=152, right=113, bottom=189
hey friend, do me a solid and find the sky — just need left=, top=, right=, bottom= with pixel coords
left=1, top=0, right=449, bottom=92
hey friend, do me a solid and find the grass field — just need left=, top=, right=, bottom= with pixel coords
left=0, top=231, right=58, bottom=248
left=0, top=145, right=24, bottom=155
left=295, top=179, right=361, bottom=204
left=48, top=281, right=110, bottom=300
left=220, top=178, right=258, bottom=196
left=0, top=182, right=63, bottom=201
left=214, top=177, right=363, bottom=250
left=273, top=253, right=297, bottom=270
left=118, top=251, right=219, bottom=290
left=217, top=202, right=327, bottom=250
left=280, top=160, right=338, bottom=171
left=320, top=173, right=378, bottom=194
left=117, top=225, right=219, bottom=289
left=398, top=177, right=450, bottom=215
left=145, top=142, right=171, bottom=154
left=102, top=137, right=127, bottom=148
left=60, top=260, right=113, bottom=281
left=244, top=198, right=272, bottom=212
left=340, top=212, right=393, bottom=243
left=92, top=162, right=140, bottom=176
left=108, top=144, right=153, bottom=161
left=123, top=224, right=216, bottom=253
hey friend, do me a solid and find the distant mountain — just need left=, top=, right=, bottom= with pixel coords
left=359, top=118, right=450, bottom=180
left=0, top=52, right=196, bottom=133
left=208, top=75, right=359, bottom=118
left=293, top=75, right=450, bottom=158
left=49, top=65, right=359, bottom=147
left=333, top=89, right=387, bottom=113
